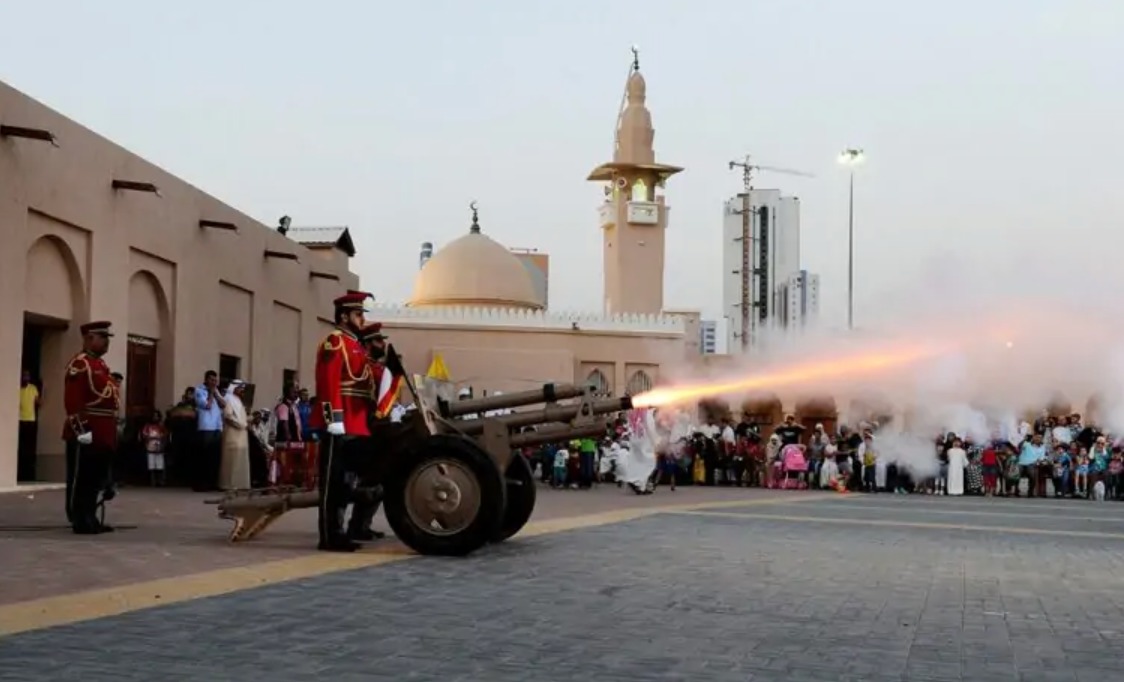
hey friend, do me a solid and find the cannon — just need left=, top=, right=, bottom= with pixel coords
left=209, top=345, right=633, bottom=557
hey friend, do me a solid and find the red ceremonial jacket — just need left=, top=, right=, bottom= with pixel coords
left=62, top=351, right=120, bottom=450
left=312, top=327, right=375, bottom=436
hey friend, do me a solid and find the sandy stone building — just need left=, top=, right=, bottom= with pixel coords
left=0, top=80, right=358, bottom=488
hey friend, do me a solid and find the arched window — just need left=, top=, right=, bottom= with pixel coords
left=586, top=369, right=610, bottom=397
left=631, top=178, right=648, bottom=202
left=626, top=370, right=653, bottom=396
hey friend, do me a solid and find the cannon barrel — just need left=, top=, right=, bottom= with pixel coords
left=454, top=395, right=633, bottom=436
left=509, top=421, right=609, bottom=449
left=439, top=383, right=590, bottom=419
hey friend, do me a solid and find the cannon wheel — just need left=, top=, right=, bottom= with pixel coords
left=384, top=434, right=506, bottom=557
left=491, top=454, right=537, bottom=543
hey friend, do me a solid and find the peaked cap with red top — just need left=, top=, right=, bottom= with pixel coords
left=333, top=290, right=373, bottom=311
left=359, top=322, right=386, bottom=343
left=80, top=321, right=114, bottom=336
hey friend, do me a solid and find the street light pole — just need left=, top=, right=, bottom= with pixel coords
left=838, top=148, right=865, bottom=330
left=847, top=169, right=854, bottom=330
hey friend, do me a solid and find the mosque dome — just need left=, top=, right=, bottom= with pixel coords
left=409, top=207, right=542, bottom=310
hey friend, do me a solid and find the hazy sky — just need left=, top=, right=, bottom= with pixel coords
left=3, top=1, right=1122, bottom=327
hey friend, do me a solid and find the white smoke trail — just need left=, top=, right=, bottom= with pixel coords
left=658, top=242, right=1124, bottom=476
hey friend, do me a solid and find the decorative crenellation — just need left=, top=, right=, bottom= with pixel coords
left=370, top=303, right=686, bottom=334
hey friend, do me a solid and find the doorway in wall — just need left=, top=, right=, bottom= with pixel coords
left=17, top=319, right=46, bottom=482
left=18, top=313, right=69, bottom=482
left=126, top=336, right=158, bottom=420
left=123, top=335, right=158, bottom=482
left=219, top=354, right=241, bottom=389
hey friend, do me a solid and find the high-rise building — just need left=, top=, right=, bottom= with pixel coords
left=778, top=270, right=820, bottom=328
left=419, top=241, right=433, bottom=270
left=721, top=190, right=800, bottom=352
left=699, top=319, right=718, bottom=354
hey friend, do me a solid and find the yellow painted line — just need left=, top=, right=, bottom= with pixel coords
left=817, top=502, right=1124, bottom=523
left=517, top=494, right=841, bottom=538
left=668, top=509, right=1124, bottom=541
left=0, top=493, right=828, bottom=637
left=519, top=509, right=655, bottom=537
left=0, top=550, right=410, bottom=638
left=660, top=492, right=842, bottom=513
left=0, top=483, right=65, bottom=495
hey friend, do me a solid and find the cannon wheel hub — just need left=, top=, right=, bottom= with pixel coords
left=404, top=459, right=482, bottom=536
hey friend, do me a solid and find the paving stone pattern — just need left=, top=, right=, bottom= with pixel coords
left=3, top=495, right=1124, bottom=682
left=0, top=485, right=780, bottom=603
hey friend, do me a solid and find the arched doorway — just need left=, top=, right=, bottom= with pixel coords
left=124, top=271, right=172, bottom=481
left=796, top=395, right=838, bottom=442
left=585, top=368, right=611, bottom=397
left=698, top=398, right=732, bottom=424
left=626, top=370, right=653, bottom=396
left=741, top=393, right=783, bottom=434
left=847, top=393, right=894, bottom=429
left=22, top=235, right=85, bottom=482
left=1085, top=393, right=1103, bottom=426
left=1045, top=392, right=1071, bottom=419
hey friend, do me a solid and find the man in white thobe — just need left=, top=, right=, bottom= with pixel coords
left=946, top=438, right=968, bottom=496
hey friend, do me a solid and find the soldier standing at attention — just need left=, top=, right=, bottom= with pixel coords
left=63, top=321, right=121, bottom=534
left=347, top=321, right=404, bottom=541
left=311, top=291, right=376, bottom=552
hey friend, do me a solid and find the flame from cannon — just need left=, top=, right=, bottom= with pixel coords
left=630, top=343, right=948, bottom=410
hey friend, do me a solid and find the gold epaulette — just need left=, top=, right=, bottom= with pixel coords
left=66, top=353, right=89, bottom=377
left=320, top=330, right=344, bottom=354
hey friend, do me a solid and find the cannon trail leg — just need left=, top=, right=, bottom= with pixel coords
left=213, top=489, right=319, bottom=542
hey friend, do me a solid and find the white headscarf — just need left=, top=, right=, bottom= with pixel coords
left=223, top=381, right=248, bottom=429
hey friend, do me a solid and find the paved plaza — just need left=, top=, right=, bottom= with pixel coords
left=2, top=488, right=1124, bottom=681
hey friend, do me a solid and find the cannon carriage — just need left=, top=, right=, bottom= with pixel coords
left=210, top=347, right=633, bottom=557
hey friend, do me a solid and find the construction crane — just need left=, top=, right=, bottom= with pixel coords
left=727, top=155, right=815, bottom=352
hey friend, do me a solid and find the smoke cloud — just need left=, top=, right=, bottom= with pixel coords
left=663, top=243, right=1124, bottom=474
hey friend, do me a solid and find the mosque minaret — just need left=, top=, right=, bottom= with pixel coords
left=587, top=48, right=683, bottom=316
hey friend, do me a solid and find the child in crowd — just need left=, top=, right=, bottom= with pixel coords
left=567, top=448, right=581, bottom=490
left=1107, top=452, right=1123, bottom=499
left=1053, top=443, right=1072, bottom=498
left=140, top=410, right=169, bottom=486
left=1004, top=452, right=1021, bottom=497
left=1074, top=453, right=1090, bottom=497
left=861, top=435, right=878, bottom=492
left=552, top=446, right=569, bottom=489
left=980, top=443, right=999, bottom=496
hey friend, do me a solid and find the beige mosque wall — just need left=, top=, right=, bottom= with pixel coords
left=0, top=79, right=359, bottom=487
left=381, top=317, right=686, bottom=398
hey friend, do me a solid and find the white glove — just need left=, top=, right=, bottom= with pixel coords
left=77, top=432, right=93, bottom=445
left=327, top=422, right=345, bottom=437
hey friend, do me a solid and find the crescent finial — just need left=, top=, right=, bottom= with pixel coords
left=469, top=201, right=480, bottom=233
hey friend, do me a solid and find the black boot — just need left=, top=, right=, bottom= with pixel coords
left=350, top=527, right=385, bottom=541
left=318, top=535, right=360, bottom=552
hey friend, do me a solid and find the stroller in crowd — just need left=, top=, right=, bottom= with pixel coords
left=770, top=443, right=809, bottom=489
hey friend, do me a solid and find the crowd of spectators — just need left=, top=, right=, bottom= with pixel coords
left=526, top=408, right=1124, bottom=501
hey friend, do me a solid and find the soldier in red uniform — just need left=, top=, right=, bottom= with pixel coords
left=312, top=291, right=376, bottom=552
left=63, top=321, right=121, bottom=534
left=346, top=321, right=404, bottom=541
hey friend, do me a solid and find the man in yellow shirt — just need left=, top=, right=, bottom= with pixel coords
left=18, top=369, right=41, bottom=481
